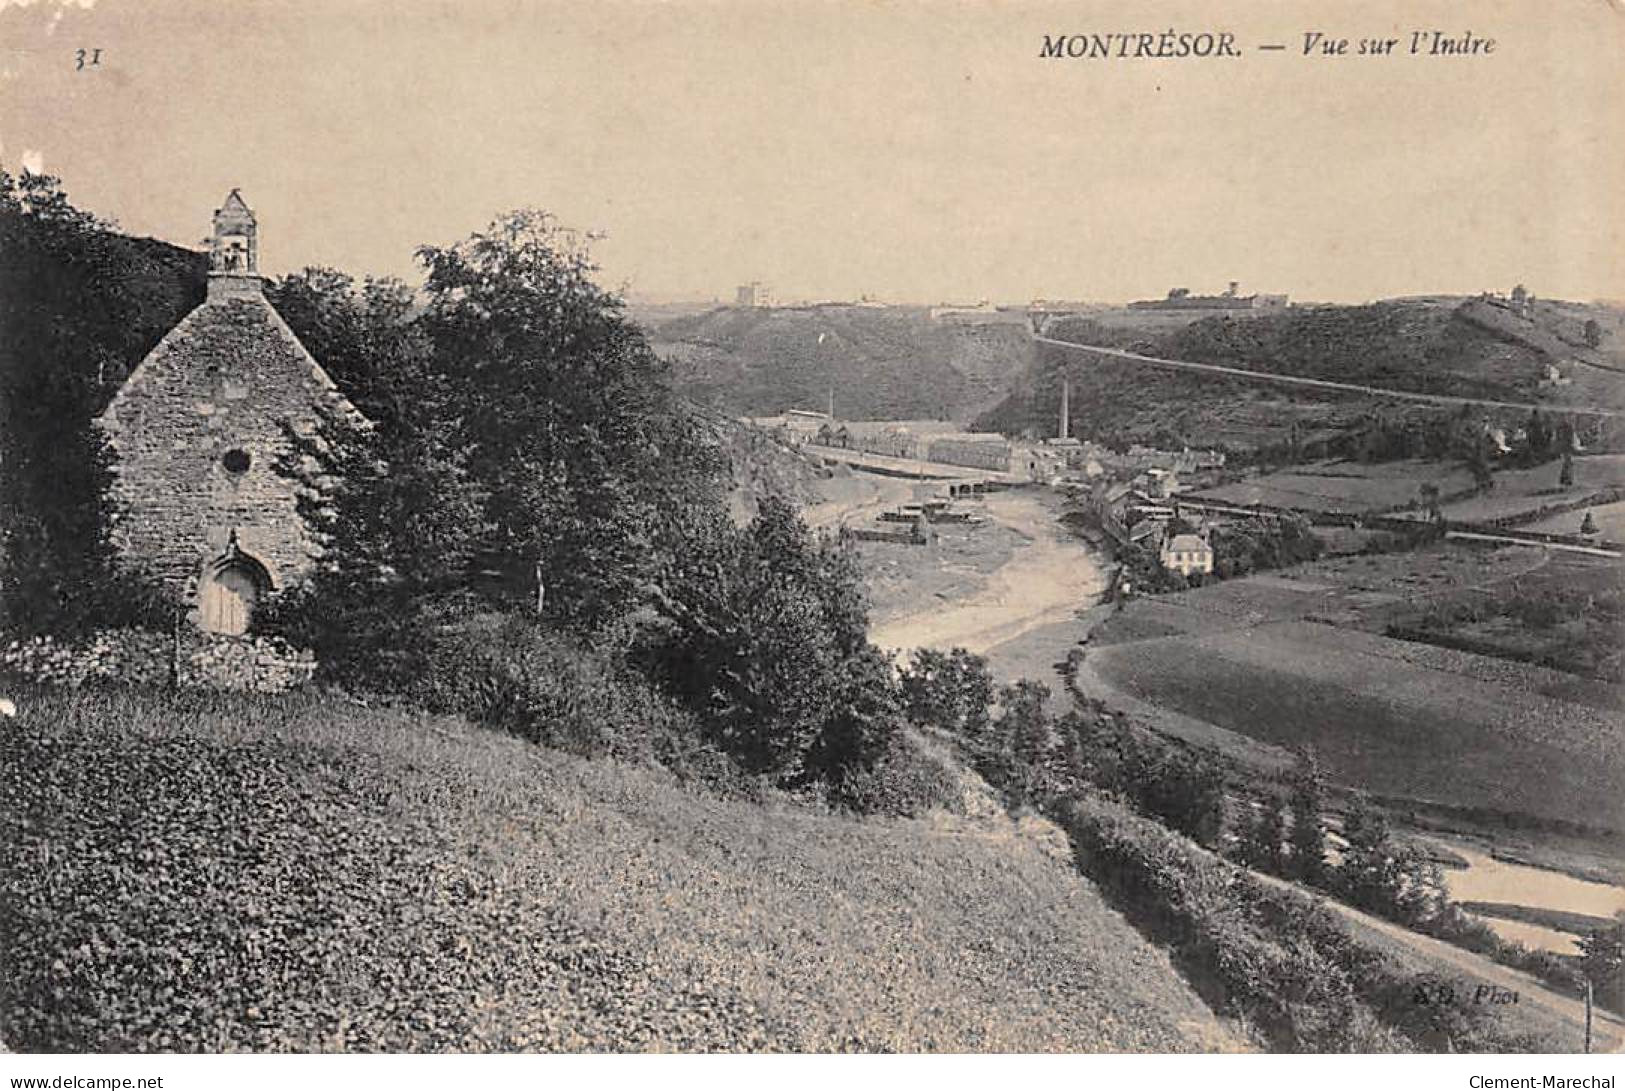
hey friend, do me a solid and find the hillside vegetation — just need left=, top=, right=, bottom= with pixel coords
left=0, top=688, right=1238, bottom=1053
left=705, top=412, right=833, bottom=523
left=980, top=301, right=1624, bottom=454
left=651, top=305, right=1029, bottom=421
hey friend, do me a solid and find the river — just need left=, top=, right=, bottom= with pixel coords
left=866, top=490, right=1108, bottom=660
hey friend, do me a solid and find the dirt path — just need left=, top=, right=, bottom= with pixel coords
left=868, top=492, right=1108, bottom=660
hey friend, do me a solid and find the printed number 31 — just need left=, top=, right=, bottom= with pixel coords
left=75, top=48, right=102, bottom=70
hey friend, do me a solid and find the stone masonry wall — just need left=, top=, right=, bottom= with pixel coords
left=1, top=630, right=316, bottom=693
left=97, top=291, right=358, bottom=619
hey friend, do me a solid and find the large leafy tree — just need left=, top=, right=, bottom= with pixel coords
left=269, top=213, right=728, bottom=666
left=638, top=495, right=891, bottom=782
left=261, top=269, right=488, bottom=683
left=412, top=210, right=725, bottom=626
left=0, top=172, right=195, bottom=635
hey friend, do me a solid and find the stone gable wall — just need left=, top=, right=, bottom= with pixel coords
left=97, top=295, right=353, bottom=618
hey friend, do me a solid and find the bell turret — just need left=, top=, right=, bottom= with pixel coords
left=207, top=189, right=263, bottom=301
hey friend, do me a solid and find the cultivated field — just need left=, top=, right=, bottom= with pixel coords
left=0, top=688, right=1238, bottom=1053
left=1087, top=619, right=1624, bottom=833
left=1080, top=544, right=1624, bottom=835
left=1092, top=545, right=1549, bottom=638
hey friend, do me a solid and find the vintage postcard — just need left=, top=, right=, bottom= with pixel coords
left=0, top=0, right=1621, bottom=1075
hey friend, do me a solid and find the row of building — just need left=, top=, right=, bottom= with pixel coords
left=810, top=422, right=1021, bottom=473
left=1086, top=480, right=1216, bottom=576
left=755, top=410, right=1231, bottom=490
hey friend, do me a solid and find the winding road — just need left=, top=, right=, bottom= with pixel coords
left=1035, top=335, right=1625, bottom=419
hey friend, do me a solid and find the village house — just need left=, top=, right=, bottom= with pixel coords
left=1160, top=532, right=1214, bottom=577
left=96, top=191, right=363, bottom=636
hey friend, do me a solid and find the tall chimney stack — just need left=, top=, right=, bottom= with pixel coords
left=1059, top=373, right=1071, bottom=440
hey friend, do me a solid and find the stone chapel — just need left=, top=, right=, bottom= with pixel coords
left=97, top=191, right=362, bottom=635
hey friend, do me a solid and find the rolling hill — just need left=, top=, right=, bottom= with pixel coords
left=977, top=300, right=1625, bottom=455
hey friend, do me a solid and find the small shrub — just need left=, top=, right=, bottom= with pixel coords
left=828, top=731, right=965, bottom=818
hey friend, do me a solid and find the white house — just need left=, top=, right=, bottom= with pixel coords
left=1160, top=532, right=1214, bottom=576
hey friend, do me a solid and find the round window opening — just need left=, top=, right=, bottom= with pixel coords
left=222, top=448, right=252, bottom=475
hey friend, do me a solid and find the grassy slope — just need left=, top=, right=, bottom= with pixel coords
left=652, top=306, right=1029, bottom=422
left=0, top=688, right=1239, bottom=1053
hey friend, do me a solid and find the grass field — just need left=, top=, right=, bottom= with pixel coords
left=1083, top=545, right=1623, bottom=834
left=1093, top=545, right=1548, bottom=637
left=0, top=687, right=1237, bottom=1053
left=1436, top=454, right=1625, bottom=525
left=1193, top=459, right=1474, bottom=515
left=1526, top=499, right=1625, bottom=541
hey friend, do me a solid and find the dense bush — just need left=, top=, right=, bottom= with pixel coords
left=904, top=646, right=1228, bottom=840
left=898, top=647, right=995, bottom=741
left=410, top=612, right=703, bottom=765
left=1117, top=542, right=1189, bottom=596
left=1061, top=793, right=1391, bottom=1051
left=1210, top=514, right=1322, bottom=581
left=638, top=497, right=901, bottom=788
left=0, top=172, right=186, bottom=636
left=1059, top=708, right=1226, bottom=846
left=1333, top=794, right=1448, bottom=926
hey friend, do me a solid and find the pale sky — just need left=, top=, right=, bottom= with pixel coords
left=2, top=0, right=1622, bottom=303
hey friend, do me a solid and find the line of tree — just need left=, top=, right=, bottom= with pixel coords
left=904, top=642, right=1623, bottom=1016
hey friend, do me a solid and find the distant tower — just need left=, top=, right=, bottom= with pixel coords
left=207, top=189, right=262, bottom=302
left=1058, top=373, right=1071, bottom=440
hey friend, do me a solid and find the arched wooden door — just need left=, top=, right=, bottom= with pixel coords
left=199, top=563, right=260, bottom=635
